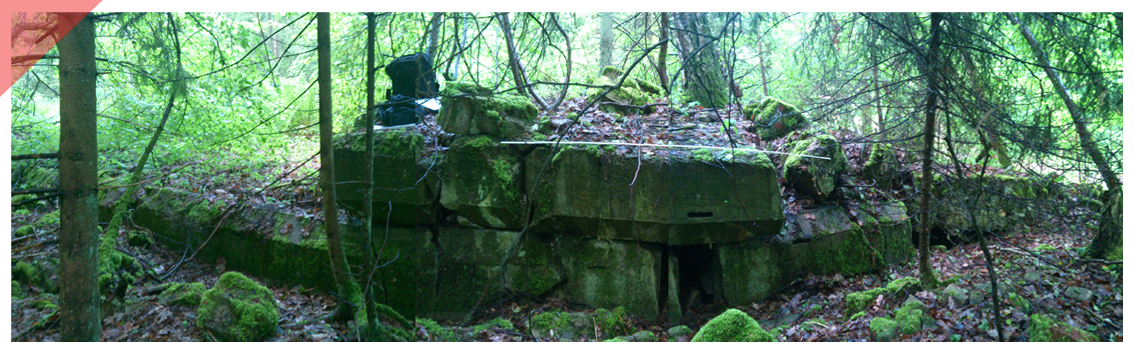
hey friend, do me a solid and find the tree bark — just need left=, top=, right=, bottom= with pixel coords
left=675, top=12, right=730, bottom=109
left=57, top=13, right=100, bottom=342
left=599, top=12, right=614, bottom=70
left=1007, top=12, right=1122, bottom=260
left=426, top=12, right=443, bottom=60
left=362, top=12, right=381, bottom=337
left=496, top=12, right=547, bottom=109
left=657, top=12, right=670, bottom=93
left=317, top=12, right=359, bottom=322
left=916, top=13, right=943, bottom=289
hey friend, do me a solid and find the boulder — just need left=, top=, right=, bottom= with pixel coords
left=1063, top=286, right=1094, bottom=302
left=743, top=97, right=808, bottom=140
left=869, top=317, right=900, bottom=342
left=587, top=67, right=654, bottom=114
left=158, top=282, right=207, bottom=307
left=529, top=307, right=631, bottom=341
left=691, top=309, right=775, bottom=342
left=784, top=134, right=848, bottom=202
left=196, top=272, right=279, bottom=342
left=943, top=284, right=968, bottom=304
left=436, top=81, right=538, bottom=139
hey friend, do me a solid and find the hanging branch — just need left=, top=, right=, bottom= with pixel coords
left=495, top=12, right=548, bottom=110
left=546, top=13, right=572, bottom=111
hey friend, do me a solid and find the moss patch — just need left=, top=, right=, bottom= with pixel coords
left=158, top=282, right=207, bottom=307
left=1027, top=314, right=1098, bottom=342
left=691, top=309, right=775, bottom=342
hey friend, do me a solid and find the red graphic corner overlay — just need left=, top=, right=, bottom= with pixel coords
left=4, top=1, right=102, bottom=96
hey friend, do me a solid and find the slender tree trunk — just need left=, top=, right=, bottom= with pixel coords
left=318, top=12, right=359, bottom=322
left=657, top=12, right=670, bottom=93
left=426, top=12, right=442, bottom=59
left=1007, top=12, right=1122, bottom=260
left=759, top=42, right=770, bottom=97
left=917, top=13, right=943, bottom=289
left=496, top=12, right=547, bottom=109
left=104, top=13, right=181, bottom=240
left=548, top=13, right=572, bottom=111
left=362, top=12, right=380, bottom=337
left=57, top=13, right=100, bottom=342
left=599, top=12, right=614, bottom=70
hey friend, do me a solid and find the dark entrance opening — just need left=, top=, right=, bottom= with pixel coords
left=669, top=244, right=722, bottom=313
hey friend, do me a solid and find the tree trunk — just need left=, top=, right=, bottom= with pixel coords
left=426, top=12, right=443, bottom=60
left=496, top=12, right=547, bottom=109
left=657, top=12, right=670, bottom=93
left=676, top=13, right=729, bottom=109
left=759, top=42, right=770, bottom=97
left=103, top=13, right=181, bottom=242
left=599, top=12, right=614, bottom=70
left=57, top=13, right=100, bottom=342
left=548, top=13, right=572, bottom=111
left=916, top=13, right=943, bottom=289
left=317, top=12, right=360, bottom=322
left=362, top=12, right=381, bottom=337
left=1007, top=12, right=1122, bottom=260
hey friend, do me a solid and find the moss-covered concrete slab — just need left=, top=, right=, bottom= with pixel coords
left=503, top=234, right=565, bottom=296
left=134, top=188, right=340, bottom=293
left=554, top=236, right=661, bottom=320
left=333, top=129, right=442, bottom=226
left=436, top=81, right=538, bottom=139
left=416, top=226, right=520, bottom=322
left=719, top=202, right=914, bottom=306
left=743, top=97, right=808, bottom=141
left=527, top=146, right=783, bottom=245
left=587, top=67, right=654, bottom=115
left=784, top=134, right=847, bottom=202
left=439, top=135, right=525, bottom=229
left=530, top=307, right=632, bottom=341
left=911, top=174, right=1054, bottom=235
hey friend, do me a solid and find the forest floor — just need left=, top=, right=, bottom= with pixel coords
left=9, top=99, right=1123, bottom=341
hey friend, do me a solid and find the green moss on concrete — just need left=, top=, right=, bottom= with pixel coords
left=691, top=309, right=775, bottom=342
left=1028, top=314, right=1098, bottom=342
left=783, top=134, right=847, bottom=201
left=197, top=272, right=280, bottom=341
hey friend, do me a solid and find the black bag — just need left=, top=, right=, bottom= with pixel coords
left=379, top=94, right=425, bottom=126
left=385, top=52, right=440, bottom=100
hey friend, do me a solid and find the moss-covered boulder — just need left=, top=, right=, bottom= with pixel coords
left=159, top=282, right=207, bottom=307
left=436, top=81, right=538, bottom=139
left=1027, top=314, right=1098, bottom=342
left=333, top=129, right=441, bottom=226
left=869, top=317, right=900, bottom=341
left=863, top=143, right=897, bottom=188
left=33, top=210, right=60, bottom=229
left=743, top=97, right=808, bottom=141
left=529, top=307, right=632, bottom=341
left=845, top=277, right=920, bottom=316
left=691, top=309, right=775, bottom=342
left=586, top=67, right=654, bottom=114
left=894, top=300, right=930, bottom=334
left=439, top=135, right=525, bottom=229
left=12, top=260, right=57, bottom=293
left=12, top=281, right=24, bottom=300
left=196, top=272, right=280, bottom=342
left=555, top=237, right=661, bottom=320
left=14, top=225, right=35, bottom=237
left=784, top=134, right=847, bottom=202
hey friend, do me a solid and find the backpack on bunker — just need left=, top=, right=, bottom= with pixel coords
left=378, top=52, right=439, bottom=127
